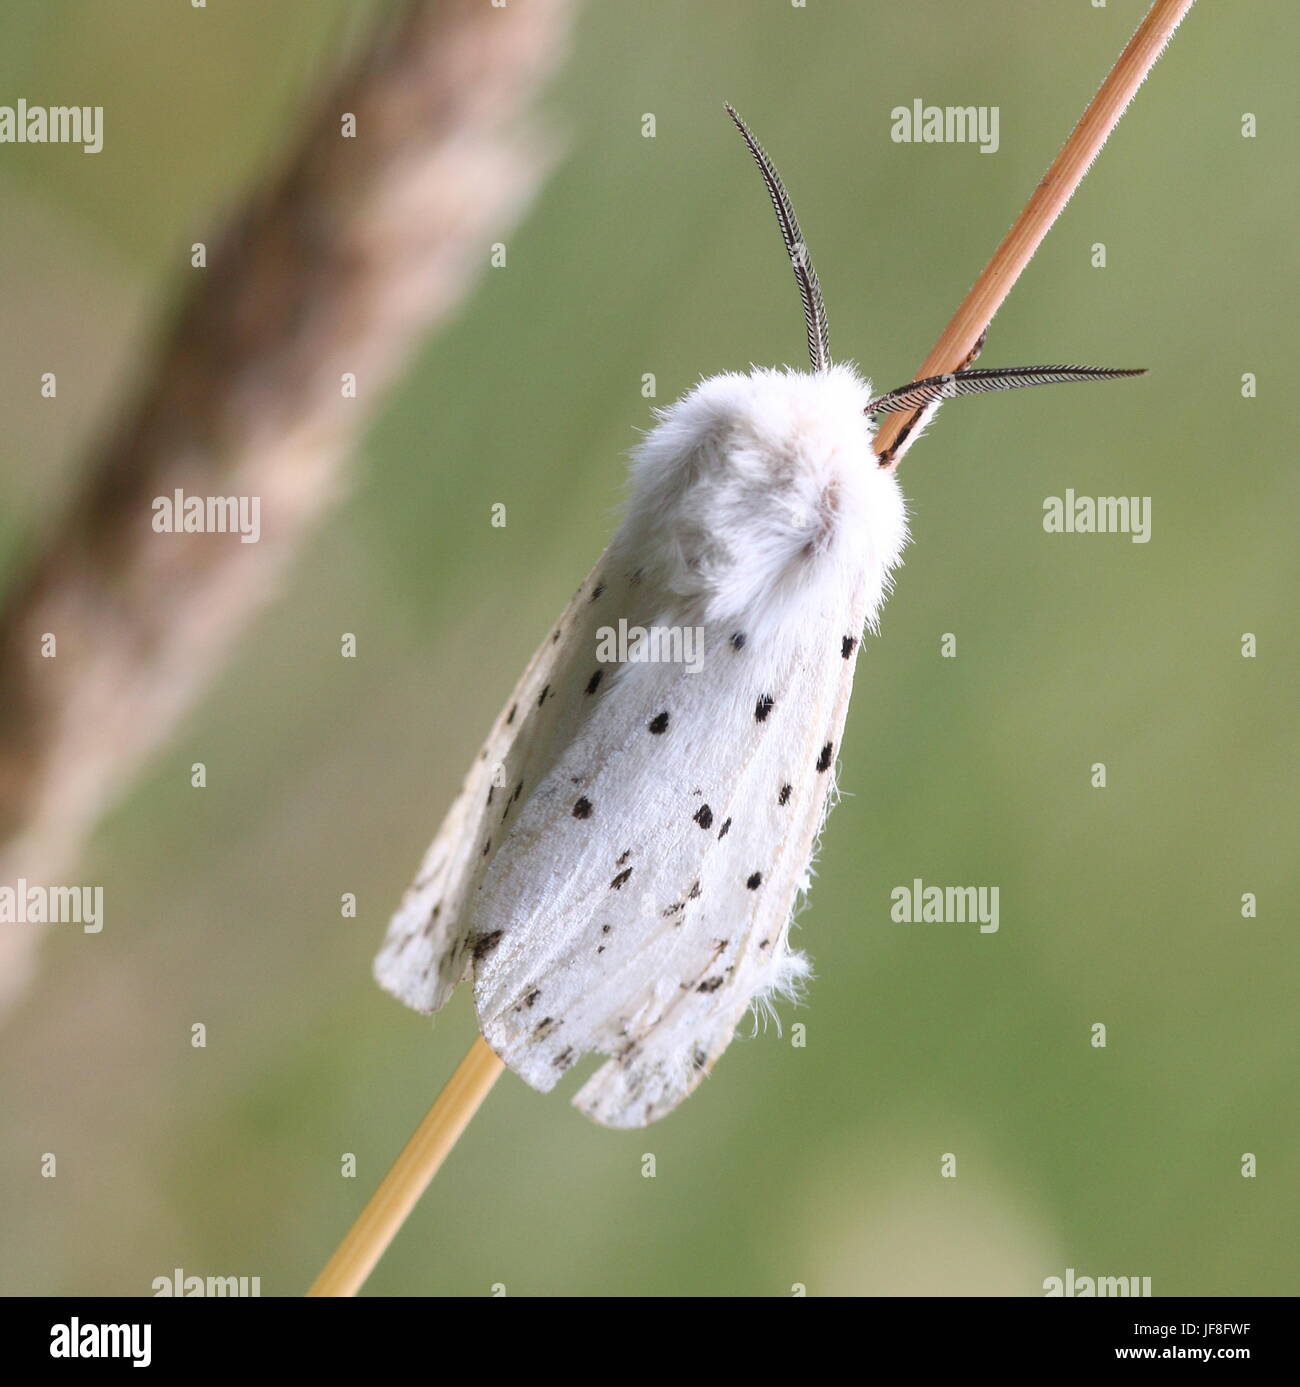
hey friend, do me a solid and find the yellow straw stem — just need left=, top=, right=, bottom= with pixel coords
left=308, top=1036, right=505, bottom=1297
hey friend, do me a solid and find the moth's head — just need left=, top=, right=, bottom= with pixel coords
left=619, top=362, right=906, bottom=635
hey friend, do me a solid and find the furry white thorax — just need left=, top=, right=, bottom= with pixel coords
left=614, top=363, right=908, bottom=642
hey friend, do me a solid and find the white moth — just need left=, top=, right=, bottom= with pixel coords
left=375, top=106, right=1142, bottom=1128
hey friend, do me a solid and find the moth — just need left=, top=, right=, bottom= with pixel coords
left=374, top=106, right=1142, bottom=1128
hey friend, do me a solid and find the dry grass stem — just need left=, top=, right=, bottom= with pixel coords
left=0, top=0, right=574, bottom=1009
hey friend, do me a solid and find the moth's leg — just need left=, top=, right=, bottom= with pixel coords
left=878, top=328, right=988, bottom=467
left=957, top=328, right=988, bottom=371
left=877, top=416, right=917, bottom=468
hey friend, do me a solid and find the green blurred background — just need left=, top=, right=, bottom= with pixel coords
left=1, top=0, right=1295, bottom=1296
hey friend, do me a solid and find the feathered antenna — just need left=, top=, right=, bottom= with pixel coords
left=723, top=101, right=1147, bottom=421
left=866, top=364, right=1145, bottom=416
left=726, top=102, right=832, bottom=374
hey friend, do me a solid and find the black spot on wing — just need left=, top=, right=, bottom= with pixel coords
left=537, top=684, right=551, bottom=707
left=610, top=868, right=633, bottom=890
left=730, top=632, right=746, bottom=650
left=697, top=977, right=724, bottom=994
left=506, top=703, right=518, bottom=725
left=648, top=711, right=670, bottom=734
left=778, top=783, right=792, bottom=805
left=718, top=818, right=731, bottom=839
left=755, top=694, right=774, bottom=722
left=816, top=742, right=834, bottom=772
left=693, top=804, right=714, bottom=830
left=746, top=872, right=763, bottom=890
left=416, top=903, right=442, bottom=941
left=842, top=635, right=858, bottom=658
left=585, top=670, right=603, bottom=695
left=471, top=930, right=503, bottom=962
left=573, top=796, right=593, bottom=819
left=591, top=583, right=606, bottom=601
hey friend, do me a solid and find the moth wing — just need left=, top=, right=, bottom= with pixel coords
left=374, top=554, right=612, bottom=1013
left=471, top=577, right=870, bottom=1127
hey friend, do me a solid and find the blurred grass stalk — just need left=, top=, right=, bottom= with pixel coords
left=0, top=0, right=574, bottom=1011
